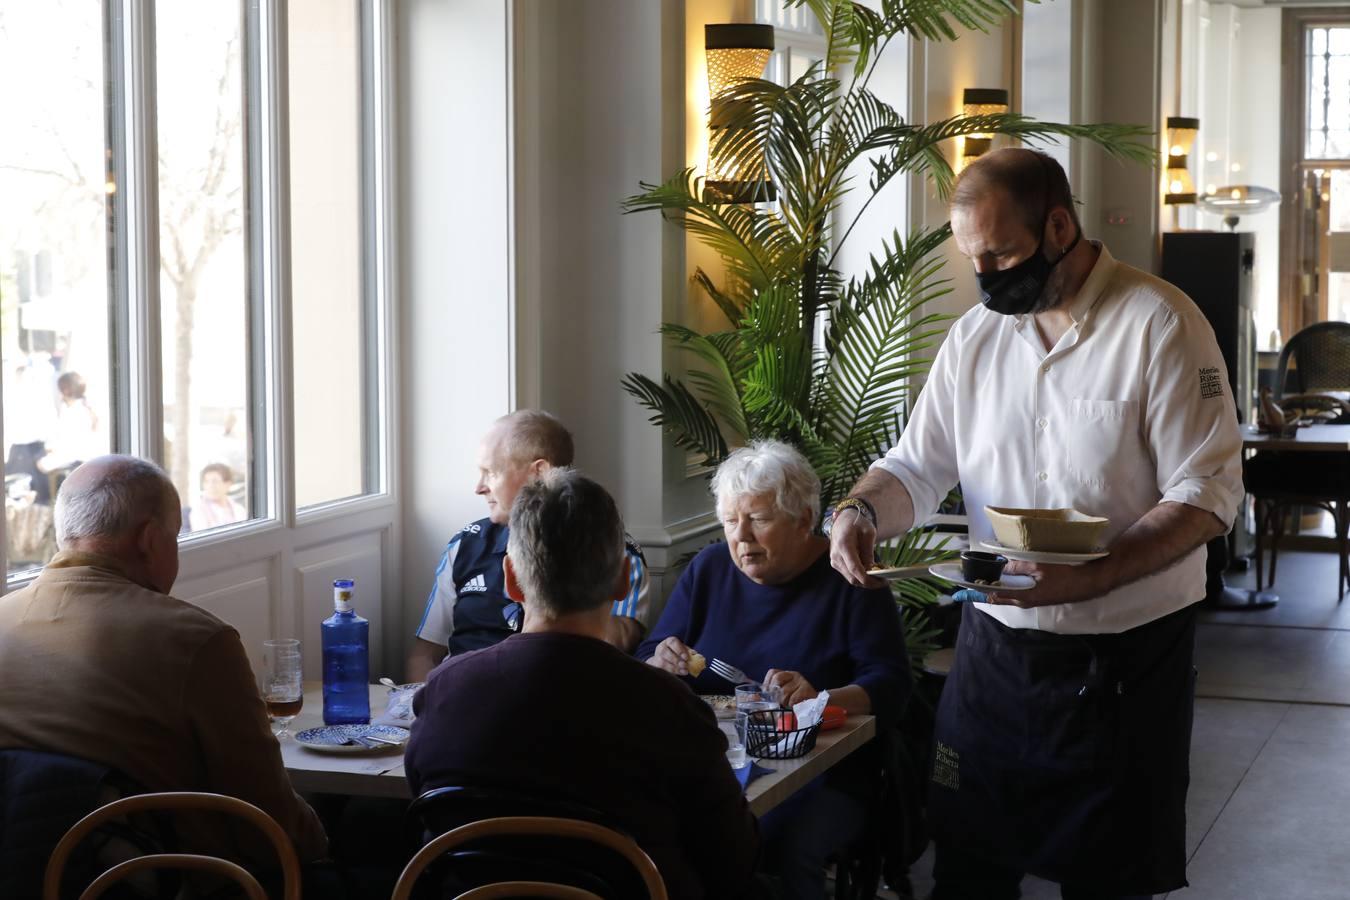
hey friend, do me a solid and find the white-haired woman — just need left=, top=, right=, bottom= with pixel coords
left=636, top=440, right=908, bottom=900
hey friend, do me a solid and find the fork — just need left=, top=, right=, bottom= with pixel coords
left=708, top=658, right=757, bottom=687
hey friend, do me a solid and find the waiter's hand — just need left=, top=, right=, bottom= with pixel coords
left=986, top=559, right=1104, bottom=607
left=764, top=669, right=818, bottom=707
left=829, top=509, right=884, bottom=588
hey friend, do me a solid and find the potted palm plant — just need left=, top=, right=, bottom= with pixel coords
left=622, top=0, right=1152, bottom=667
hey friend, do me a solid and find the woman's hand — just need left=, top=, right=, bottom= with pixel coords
left=764, top=669, right=818, bottom=707
left=647, top=636, right=694, bottom=676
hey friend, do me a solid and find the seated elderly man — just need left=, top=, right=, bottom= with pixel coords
left=637, top=440, right=909, bottom=900
left=406, top=409, right=649, bottom=681
left=0, top=456, right=327, bottom=871
left=406, top=469, right=759, bottom=899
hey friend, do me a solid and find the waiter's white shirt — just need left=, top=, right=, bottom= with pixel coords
left=873, top=243, right=1243, bottom=634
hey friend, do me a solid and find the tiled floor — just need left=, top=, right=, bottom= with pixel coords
left=895, top=550, right=1350, bottom=899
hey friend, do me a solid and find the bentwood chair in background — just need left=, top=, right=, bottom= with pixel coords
left=43, top=793, right=301, bottom=900
left=1245, top=321, right=1350, bottom=597
left=404, top=785, right=656, bottom=899
left=391, top=817, right=666, bottom=900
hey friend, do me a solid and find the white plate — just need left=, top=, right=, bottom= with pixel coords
left=928, top=562, right=1036, bottom=592
left=295, top=724, right=410, bottom=754
left=976, top=540, right=1109, bottom=565
left=866, top=564, right=935, bottom=581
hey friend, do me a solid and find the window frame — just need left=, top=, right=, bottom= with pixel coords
left=1, top=0, right=397, bottom=582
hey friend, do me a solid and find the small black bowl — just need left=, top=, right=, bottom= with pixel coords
left=961, top=550, right=1008, bottom=585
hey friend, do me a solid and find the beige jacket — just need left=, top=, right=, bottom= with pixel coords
left=0, top=552, right=327, bottom=867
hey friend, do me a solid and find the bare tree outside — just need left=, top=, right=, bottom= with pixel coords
left=157, top=29, right=244, bottom=501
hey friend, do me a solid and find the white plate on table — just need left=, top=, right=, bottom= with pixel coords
left=976, top=540, right=1109, bottom=565
left=928, top=562, right=1036, bottom=592
left=295, top=724, right=410, bottom=754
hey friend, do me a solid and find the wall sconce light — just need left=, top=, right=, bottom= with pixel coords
left=704, top=24, right=775, bottom=204
left=1165, top=116, right=1199, bottom=158
left=1164, top=154, right=1197, bottom=205
left=960, top=88, right=1008, bottom=168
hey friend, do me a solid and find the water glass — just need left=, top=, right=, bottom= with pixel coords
left=261, top=639, right=303, bottom=739
left=720, top=721, right=748, bottom=770
left=735, top=683, right=777, bottom=714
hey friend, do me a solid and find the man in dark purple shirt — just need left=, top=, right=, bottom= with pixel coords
left=405, top=469, right=759, bottom=899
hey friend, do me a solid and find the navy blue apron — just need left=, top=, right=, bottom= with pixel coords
left=928, top=602, right=1197, bottom=896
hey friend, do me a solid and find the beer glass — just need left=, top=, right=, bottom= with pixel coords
left=262, top=639, right=303, bottom=739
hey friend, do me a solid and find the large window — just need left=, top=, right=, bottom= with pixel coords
left=0, top=0, right=391, bottom=578
left=1306, top=26, right=1350, bottom=160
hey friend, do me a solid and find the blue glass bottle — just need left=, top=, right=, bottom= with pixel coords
left=322, top=579, right=370, bottom=724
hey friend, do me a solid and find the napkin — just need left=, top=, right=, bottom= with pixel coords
left=792, top=690, right=830, bottom=728
left=735, top=761, right=773, bottom=791
left=952, top=588, right=990, bottom=604
left=371, top=683, right=421, bottom=728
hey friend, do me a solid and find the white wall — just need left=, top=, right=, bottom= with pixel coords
left=1089, top=0, right=1163, bottom=273
left=908, top=23, right=1013, bottom=324
left=397, top=0, right=514, bottom=649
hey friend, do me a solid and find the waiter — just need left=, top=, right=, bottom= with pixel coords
left=827, top=149, right=1242, bottom=899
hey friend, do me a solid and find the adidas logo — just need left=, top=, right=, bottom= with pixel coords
left=461, top=574, right=488, bottom=593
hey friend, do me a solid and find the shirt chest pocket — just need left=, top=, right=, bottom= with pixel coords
left=1064, top=398, right=1143, bottom=488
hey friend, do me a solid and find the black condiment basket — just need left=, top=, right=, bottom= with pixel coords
left=743, top=708, right=820, bottom=760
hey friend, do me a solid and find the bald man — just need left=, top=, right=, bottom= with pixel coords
left=828, top=150, right=1242, bottom=898
left=0, top=456, right=327, bottom=872
left=406, top=410, right=650, bottom=681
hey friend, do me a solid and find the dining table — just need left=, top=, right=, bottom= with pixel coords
left=281, top=683, right=877, bottom=817
left=1213, top=423, right=1350, bottom=610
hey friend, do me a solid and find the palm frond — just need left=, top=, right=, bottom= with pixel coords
left=620, top=373, right=729, bottom=466
left=659, top=325, right=751, bottom=442
left=867, top=113, right=1155, bottom=201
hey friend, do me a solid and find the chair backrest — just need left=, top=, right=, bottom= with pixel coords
left=1276, top=321, right=1350, bottom=399
left=405, top=785, right=651, bottom=899
left=391, top=817, right=666, bottom=900
left=454, top=883, right=602, bottom=900
left=0, top=748, right=151, bottom=900
left=43, top=792, right=301, bottom=900
left=78, top=854, right=267, bottom=900
left=408, top=785, right=624, bottom=839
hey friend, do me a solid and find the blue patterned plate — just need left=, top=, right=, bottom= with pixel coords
left=294, top=724, right=410, bottom=754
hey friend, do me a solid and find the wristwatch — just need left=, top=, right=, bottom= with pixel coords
left=823, top=497, right=877, bottom=535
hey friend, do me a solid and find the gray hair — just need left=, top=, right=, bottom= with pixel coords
left=55, top=456, right=177, bottom=548
left=507, top=468, right=625, bottom=616
left=711, top=440, right=821, bottom=523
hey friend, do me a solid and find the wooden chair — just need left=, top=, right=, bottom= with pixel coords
left=454, top=884, right=602, bottom=900
left=42, top=792, right=301, bottom=900
left=391, top=816, right=667, bottom=900
left=77, top=855, right=267, bottom=900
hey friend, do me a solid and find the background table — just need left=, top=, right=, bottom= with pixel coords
left=1241, top=423, right=1350, bottom=452
left=282, top=684, right=877, bottom=819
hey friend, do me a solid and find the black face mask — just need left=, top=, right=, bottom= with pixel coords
left=976, top=223, right=1081, bottom=316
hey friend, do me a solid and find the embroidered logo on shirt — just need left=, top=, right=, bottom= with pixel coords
left=461, top=523, right=482, bottom=534
left=461, top=574, right=488, bottom=593
left=933, top=740, right=960, bottom=790
left=1199, top=367, right=1223, bottom=400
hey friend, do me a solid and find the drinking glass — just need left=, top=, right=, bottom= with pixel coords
left=735, top=683, right=778, bottom=714
left=261, top=639, right=303, bottom=739
left=719, top=721, right=748, bottom=770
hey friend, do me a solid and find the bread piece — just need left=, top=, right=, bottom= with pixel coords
left=687, top=650, right=707, bottom=677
